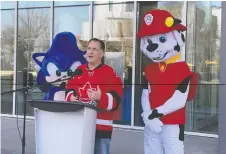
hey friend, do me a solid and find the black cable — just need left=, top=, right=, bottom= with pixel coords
left=16, top=91, right=22, bottom=142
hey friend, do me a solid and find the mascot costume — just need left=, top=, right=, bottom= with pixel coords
left=32, top=32, right=87, bottom=101
left=137, top=10, right=198, bottom=154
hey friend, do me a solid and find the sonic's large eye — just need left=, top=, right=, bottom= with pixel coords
left=159, top=35, right=167, bottom=43
left=56, top=70, right=61, bottom=77
left=47, top=62, right=60, bottom=77
left=67, top=69, right=73, bottom=76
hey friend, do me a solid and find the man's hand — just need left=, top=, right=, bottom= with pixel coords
left=70, top=95, right=78, bottom=101
left=87, top=85, right=101, bottom=101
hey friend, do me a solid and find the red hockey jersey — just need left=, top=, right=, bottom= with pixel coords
left=66, top=63, right=123, bottom=139
left=144, top=61, right=197, bottom=124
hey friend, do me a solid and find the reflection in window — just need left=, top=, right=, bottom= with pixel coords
left=1, top=10, right=15, bottom=114
left=54, top=1, right=90, bottom=6
left=109, top=1, right=113, bottom=11
left=16, top=8, right=50, bottom=116
left=186, top=1, right=221, bottom=134
left=92, top=3, right=134, bottom=125
left=18, top=1, right=51, bottom=8
left=1, top=1, right=15, bottom=9
left=94, top=1, right=126, bottom=4
left=125, top=3, right=134, bottom=12
left=54, top=6, right=90, bottom=50
left=157, top=1, right=184, bottom=19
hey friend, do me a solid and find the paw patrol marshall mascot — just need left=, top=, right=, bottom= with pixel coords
left=137, top=10, right=198, bottom=154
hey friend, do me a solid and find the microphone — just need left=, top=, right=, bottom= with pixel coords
left=56, top=68, right=83, bottom=82
left=70, top=68, right=83, bottom=77
left=49, top=68, right=83, bottom=85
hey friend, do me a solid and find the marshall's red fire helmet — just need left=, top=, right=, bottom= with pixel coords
left=137, top=9, right=187, bottom=38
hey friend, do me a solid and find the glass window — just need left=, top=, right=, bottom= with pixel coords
left=1, top=1, right=15, bottom=9
left=125, top=3, right=134, bottom=12
left=134, top=1, right=185, bottom=127
left=54, top=1, right=90, bottom=6
left=157, top=1, right=184, bottom=19
left=109, top=1, right=113, bottom=11
left=93, top=2, right=134, bottom=125
left=186, top=1, right=221, bottom=134
left=94, top=1, right=129, bottom=4
left=1, top=10, right=15, bottom=114
left=54, top=5, right=90, bottom=50
left=16, top=7, right=50, bottom=116
left=18, top=1, right=51, bottom=8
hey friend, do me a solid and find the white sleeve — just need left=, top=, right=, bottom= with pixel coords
left=141, top=72, right=151, bottom=112
left=156, top=80, right=190, bottom=115
left=141, top=89, right=151, bottom=112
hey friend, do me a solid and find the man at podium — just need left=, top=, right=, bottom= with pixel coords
left=66, top=38, right=123, bottom=154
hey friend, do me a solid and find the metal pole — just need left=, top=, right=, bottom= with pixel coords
left=50, top=1, right=54, bottom=44
left=218, top=1, right=226, bottom=154
left=90, top=1, right=93, bottom=38
left=131, top=1, right=137, bottom=126
left=22, top=88, right=28, bottom=154
left=13, top=0, right=19, bottom=116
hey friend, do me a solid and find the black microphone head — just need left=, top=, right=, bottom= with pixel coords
left=72, top=68, right=83, bottom=76
left=75, top=69, right=82, bottom=75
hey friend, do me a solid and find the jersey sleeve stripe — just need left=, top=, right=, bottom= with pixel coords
left=109, top=90, right=121, bottom=111
left=106, top=93, right=113, bottom=111
left=96, top=119, right=113, bottom=126
left=65, top=91, right=73, bottom=101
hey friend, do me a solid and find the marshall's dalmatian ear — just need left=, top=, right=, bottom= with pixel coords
left=178, top=30, right=186, bottom=42
left=172, top=30, right=185, bottom=47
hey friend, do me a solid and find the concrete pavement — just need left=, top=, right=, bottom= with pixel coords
left=1, top=117, right=218, bottom=154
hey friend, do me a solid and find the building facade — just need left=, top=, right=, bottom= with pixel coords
left=0, top=1, right=224, bottom=138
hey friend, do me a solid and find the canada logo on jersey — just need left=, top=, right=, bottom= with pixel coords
left=78, top=82, right=96, bottom=102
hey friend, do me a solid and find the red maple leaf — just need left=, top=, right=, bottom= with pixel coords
left=78, top=82, right=96, bottom=102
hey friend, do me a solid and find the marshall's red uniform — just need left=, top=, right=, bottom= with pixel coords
left=144, top=61, right=197, bottom=125
left=65, top=63, right=123, bottom=139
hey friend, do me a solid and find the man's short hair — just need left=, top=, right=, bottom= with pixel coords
left=88, top=38, right=105, bottom=52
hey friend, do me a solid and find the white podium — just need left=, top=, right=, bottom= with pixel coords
left=27, top=100, right=102, bottom=154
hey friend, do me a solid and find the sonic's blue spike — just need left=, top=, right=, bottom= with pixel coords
left=47, top=32, right=83, bottom=57
left=32, top=52, right=46, bottom=67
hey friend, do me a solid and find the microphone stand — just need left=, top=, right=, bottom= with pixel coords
left=1, top=74, right=77, bottom=154
left=22, top=87, right=28, bottom=154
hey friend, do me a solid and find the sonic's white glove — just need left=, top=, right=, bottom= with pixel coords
left=141, top=110, right=163, bottom=134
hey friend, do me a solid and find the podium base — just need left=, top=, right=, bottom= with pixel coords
left=34, top=107, right=97, bottom=154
